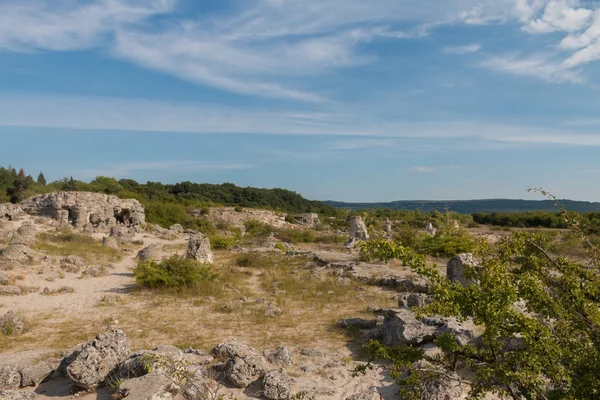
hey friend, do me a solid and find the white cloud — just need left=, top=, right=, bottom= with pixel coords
left=410, top=166, right=438, bottom=172
left=479, top=53, right=582, bottom=83
left=444, top=43, right=482, bottom=54
left=326, top=138, right=394, bottom=150
left=525, top=0, right=592, bottom=33
left=409, top=165, right=463, bottom=173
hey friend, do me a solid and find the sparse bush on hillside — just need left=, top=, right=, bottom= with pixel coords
left=210, top=235, right=236, bottom=250
left=243, top=219, right=275, bottom=238
left=421, top=233, right=475, bottom=258
left=133, top=255, right=216, bottom=291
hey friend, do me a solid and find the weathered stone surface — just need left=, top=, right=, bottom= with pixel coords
left=422, top=316, right=480, bottom=346
left=346, top=390, right=380, bottom=400
left=20, top=359, right=59, bottom=387
left=425, top=222, right=437, bottom=237
left=0, top=365, right=21, bottom=389
left=169, top=224, right=184, bottom=234
left=262, top=369, right=291, bottom=400
left=337, top=318, right=379, bottom=330
left=0, top=225, right=36, bottom=262
left=398, top=293, right=432, bottom=308
left=299, top=348, right=326, bottom=357
left=82, top=265, right=107, bottom=278
left=447, top=253, right=479, bottom=287
left=0, top=203, right=22, bottom=221
left=293, top=213, right=320, bottom=227
left=264, top=347, right=294, bottom=367
left=186, top=234, right=213, bottom=264
left=137, top=244, right=163, bottom=262
left=65, top=329, right=131, bottom=389
left=349, top=216, right=369, bottom=241
left=0, top=390, right=37, bottom=400
left=212, top=341, right=266, bottom=388
left=264, top=302, right=282, bottom=318
left=382, top=308, right=436, bottom=347
left=118, top=374, right=182, bottom=400
left=102, top=236, right=119, bottom=249
left=20, top=192, right=145, bottom=228
left=109, top=226, right=134, bottom=244
left=0, top=310, right=25, bottom=335
left=0, top=272, right=8, bottom=285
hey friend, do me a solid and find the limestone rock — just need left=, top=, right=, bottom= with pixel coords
left=0, top=286, right=21, bottom=297
left=264, top=347, right=294, bottom=367
left=169, top=224, right=184, bottom=234
left=422, top=316, right=480, bottom=346
left=0, top=203, right=23, bottom=221
left=20, top=192, right=145, bottom=228
left=109, top=226, right=134, bottom=244
left=186, top=234, right=213, bottom=264
left=212, top=341, right=266, bottom=388
left=0, top=272, right=8, bottom=285
left=0, top=365, right=21, bottom=389
left=82, top=265, right=107, bottom=278
left=337, top=318, right=379, bottom=330
left=349, top=216, right=369, bottom=241
left=382, top=308, right=436, bottom=347
left=425, top=222, right=437, bottom=237
left=447, top=254, right=479, bottom=287
left=0, top=310, right=25, bottom=335
left=102, top=236, right=119, bottom=249
left=65, top=329, right=131, bottom=389
left=262, top=369, right=291, bottom=400
left=117, top=374, right=181, bottom=400
left=398, top=293, right=432, bottom=308
left=0, top=226, right=36, bottom=262
left=408, top=360, right=468, bottom=400
left=0, top=390, right=37, bottom=400
left=20, top=359, right=59, bottom=387
left=137, top=244, right=163, bottom=262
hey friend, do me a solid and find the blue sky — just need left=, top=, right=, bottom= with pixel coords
left=2, top=0, right=600, bottom=202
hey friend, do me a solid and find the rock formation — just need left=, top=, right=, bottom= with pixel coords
left=425, top=222, right=437, bottom=236
left=0, top=204, right=22, bottom=221
left=137, top=244, right=163, bottom=262
left=20, top=192, right=145, bottom=228
left=447, top=253, right=479, bottom=287
left=186, top=234, right=214, bottom=264
left=349, top=216, right=369, bottom=241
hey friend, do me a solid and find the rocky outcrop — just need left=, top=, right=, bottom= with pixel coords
left=117, top=374, right=181, bottom=400
left=0, top=390, right=37, bottom=400
left=20, top=192, right=145, bottom=228
left=0, top=224, right=37, bottom=262
left=398, top=293, right=432, bottom=308
left=20, top=359, right=58, bottom=387
left=262, top=369, right=291, bottom=400
left=0, top=310, right=25, bottom=335
left=64, top=329, right=131, bottom=389
left=137, top=244, right=163, bottom=262
left=0, top=365, right=21, bottom=389
left=382, top=308, right=437, bottom=347
left=186, top=234, right=214, bottom=264
left=349, top=216, right=369, bottom=241
left=264, top=347, right=294, bottom=367
left=425, top=222, right=437, bottom=237
left=346, top=391, right=381, bottom=400
left=408, top=360, right=468, bottom=400
left=212, top=341, right=267, bottom=388
left=0, top=204, right=22, bottom=221
left=102, top=236, right=119, bottom=249
left=447, top=253, right=479, bottom=287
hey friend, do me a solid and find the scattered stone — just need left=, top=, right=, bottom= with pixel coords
left=137, top=243, right=163, bottom=262
left=0, top=310, right=25, bottom=335
left=264, top=302, right=282, bottom=318
left=425, top=222, right=437, bottom=237
left=0, top=272, right=9, bottom=285
left=212, top=341, right=266, bottom=388
left=337, top=318, right=378, bottom=330
left=109, top=226, right=134, bottom=244
left=262, top=369, right=292, bottom=400
left=41, top=286, right=75, bottom=295
left=20, top=359, right=59, bottom=387
left=346, top=390, right=380, bottom=400
left=65, top=329, right=131, bottom=389
left=447, top=254, right=479, bottom=287
left=186, top=234, right=214, bottom=264
left=0, top=203, right=23, bottom=221
left=408, top=360, right=468, bottom=399
left=82, top=265, right=107, bottom=278
left=299, top=348, right=326, bottom=357
left=60, top=256, right=85, bottom=273
left=381, top=308, right=436, bottom=347
left=349, top=216, right=369, bottom=241
left=117, top=374, right=181, bottom=400
left=398, top=293, right=432, bottom=308
left=20, top=192, right=145, bottom=228
left=169, top=224, right=184, bottom=234
left=102, top=236, right=118, bottom=249
left=264, top=347, right=294, bottom=366
left=0, top=365, right=20, bottom=389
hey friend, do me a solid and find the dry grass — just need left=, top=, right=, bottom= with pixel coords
left=32, top=227, right=123, bottom=264
left=1, top=252, right=394, bottom=356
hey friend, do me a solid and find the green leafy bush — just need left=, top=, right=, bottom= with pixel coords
left=421, top=234, right=475, bottom=258
left=210, top=235, right=236, bottom=250
left=133, top=255, right=216, bottom=290
left=243, top=220, right=275, bottom=238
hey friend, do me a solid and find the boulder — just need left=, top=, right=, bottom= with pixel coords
left=0, top=390, right=37, bottom=400
left=212, top=341, right=266, bottom=388
left=447, top=254, right=479, bottom=287
left=408, top=360, right=468, bottom=399
left=264, top=347, right=294, bottom=367
left=65, top=329, right=131, bottom=389
left=102, top=236, right=119, bottom=249
left=337, top=318, right=379, bottom=330
left=425, top=222, right=437, bottom=237
left=398, top=293, right=432, bottom=308
left=0, top=365, right=21, bottom=389
left=0, top=272, right=8, bottom=285
left=422, top=316, right=480, bottom=346
left=381, top=308, right=436, bottom=347
left=186, top=234, right=214, bottom=264
left=117, top=374, right=182, bottom=400
left=109, top=226, right=134, bottom=244
left=137, top=244, right=163, bottom=262
left=262, top=369, right=291, bottom=400
left=169, top=224, right=184, bottom=234
left=82, top=265, right=107, bottom=278
left=20, top=359, right=59, bottom=387
left=0, top=227, right=36, bottom=262
left=0, top=310, right=25, bottom=335
left=0, top=203, right=23, bottom=221
left=20, top=192, right=145, bottom=228
left=349, top=216, right=369, bottom=241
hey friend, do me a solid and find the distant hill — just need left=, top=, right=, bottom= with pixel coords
left=323, top=199, right=600, bottom=214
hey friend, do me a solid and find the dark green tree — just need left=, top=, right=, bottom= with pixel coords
left=8, top=168, right=31, bottom=203
left=37, top=172, right=47, bottom=186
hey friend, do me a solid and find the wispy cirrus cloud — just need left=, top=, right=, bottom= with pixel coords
left=443, top=43, right=482, bottom=54
left=410, top=165, right=463, bottom=173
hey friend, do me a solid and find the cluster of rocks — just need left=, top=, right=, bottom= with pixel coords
left=10, top=192, right=146, bottom=228
left=0, top=224, right=37, bottom=263
left=0, top=329, right=382, bottom=400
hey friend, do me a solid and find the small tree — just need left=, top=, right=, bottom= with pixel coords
left=37, top=172, right=47, bottom=186
left=8, top=168, right=31, bottom=203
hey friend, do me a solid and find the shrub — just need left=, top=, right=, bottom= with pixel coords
left=210, top=235, right=235, bottom=250
left=133, top=255, right=216, bottom=290
left=235, top=253, right=263, bottom=268
left=243, top=220, right=275, bottom=238
left=234, top=206, right=243, bottom=212
left=421, top=234, right=475, bottom=258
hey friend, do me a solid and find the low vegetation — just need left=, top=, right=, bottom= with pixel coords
left=33, top=227, right=122, bottom=263
left=133, top=255, right=217, bottom=291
